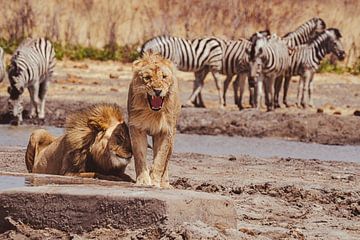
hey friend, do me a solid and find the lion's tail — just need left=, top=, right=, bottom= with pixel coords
left=25, top=129, right=56, bottom=173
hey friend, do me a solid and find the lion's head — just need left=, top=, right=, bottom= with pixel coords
left=65, top=103, right=132, bottom=174
left=132, top=52, right=174, bottom=112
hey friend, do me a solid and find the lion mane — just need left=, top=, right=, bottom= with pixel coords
left=25, top=103, right=133, bottom=179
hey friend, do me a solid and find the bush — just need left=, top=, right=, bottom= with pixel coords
left=317, top=59, right=347, bottom=74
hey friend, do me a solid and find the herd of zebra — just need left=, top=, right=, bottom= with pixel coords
left=0, top=17, right=345, bottom=125
left=141, top=17, right=345, bottom=111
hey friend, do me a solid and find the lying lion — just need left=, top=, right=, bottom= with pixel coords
left=128, top=52, right=181, bottom=188
left=25, top=103, right=133, bottom=181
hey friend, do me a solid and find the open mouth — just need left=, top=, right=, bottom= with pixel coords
left=147, top=94, right=164, bottom=111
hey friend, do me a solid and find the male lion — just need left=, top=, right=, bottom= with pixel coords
left=128, top=52, right=181, bottom=188
left=25, top=103, right=133, bottom=181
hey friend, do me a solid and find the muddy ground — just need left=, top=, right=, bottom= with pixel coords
left=0, top=60, right=359, bottom=239
left=0, top=60, right=360, bottom=145
left=0, top=148, right=359, bottom=239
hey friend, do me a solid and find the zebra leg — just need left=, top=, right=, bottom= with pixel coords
left=211, top=71, right=224, bottom=108
left=197, top=91, right=206, bottom=108
left=274, top=76, right=283, bottom=109
left=28, top=83, right=40, bottom=118
left=38, top=80, right=49, bottom=119
left=264, top=77, right=274, bottom=111
left=185, top=69, right=208, bottom=107
left=248, top=75, right=256, bottom=108
left=308, top=72, right=315, bottom=108
left=301, top=71, right=312, bottom=108
left=297, top=76, right=305, bottom=108
left=256, top=76, right=264, bottom=110
left=237, top=74, right=246, bottom=110
left=223, top=75, right=233, bottom=107
left=283, top=75, right=291, bottom=107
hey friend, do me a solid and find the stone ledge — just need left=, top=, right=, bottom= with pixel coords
left=0, top=184, right=236, bottom=233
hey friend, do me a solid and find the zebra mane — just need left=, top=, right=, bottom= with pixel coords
left=327, top=28, right=342, bottom=38
left=282, top=17, right=325, bottom=38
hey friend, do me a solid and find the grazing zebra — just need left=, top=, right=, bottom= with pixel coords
left=282, top=17, right=326, bottom=48
left=274, top=17, right=326, bottom=107
left=281, top=28, right=345, bottom=108
left=7, top=37, right=56, bottom=124
left=0, top=47, right=5, bottom=83
left=247, top=33, right=291, bottom=111
left=222, top=30, right=271, bottom=109
left=140, top=35, right=224, bottom=107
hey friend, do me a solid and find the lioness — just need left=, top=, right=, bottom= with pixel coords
left=128, top=52, right=181, bottom=188
left=25, top=103, right=133, bottom=181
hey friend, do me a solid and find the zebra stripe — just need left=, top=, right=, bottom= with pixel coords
left=0, top=47, right=5, bottom=83
left=141, top=35, right=224, bottom=107
left=282, top=17, right=326, bottom=47
left=7, top=37, right=56, bottom=123
left=283, top=28, right=345, bottom=107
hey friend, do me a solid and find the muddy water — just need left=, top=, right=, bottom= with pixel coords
left=0, top=126, right=359, bottom=162
left=0, top=176, right=29, bottom=191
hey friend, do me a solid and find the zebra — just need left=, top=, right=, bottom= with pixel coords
left=222, top=30, right=271, bottom=109
left=280, top=28, right=345, bottom=108
left=282, top=17, right=326, bottom=48
left=247, top=33, right=291, bottom=111
left=7, top=37, right=56, bottom=124
left=274, top=17, right=327, bottom=107
left=140, top=35, right=224, bottom=107
left=0, top=47, right=5, bottom=83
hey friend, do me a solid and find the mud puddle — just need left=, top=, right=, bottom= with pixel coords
left=1, top=125, right=360, bottom=162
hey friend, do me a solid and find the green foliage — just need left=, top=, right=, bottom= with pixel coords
left=0, top=38, right=140, bottom=63
left=317, top=59, right=347, bottom=74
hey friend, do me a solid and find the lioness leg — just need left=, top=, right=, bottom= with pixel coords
left=151, top=131, right=174, bottom=188
left=130, top=127, right=151, bottom=185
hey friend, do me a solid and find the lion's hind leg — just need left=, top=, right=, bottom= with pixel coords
left=25, top=129, right=56, bottom=173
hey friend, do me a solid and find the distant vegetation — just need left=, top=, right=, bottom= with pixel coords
left=0, top=38, right=139, bottom=62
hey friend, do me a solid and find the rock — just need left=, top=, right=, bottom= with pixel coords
left=317, top=108, right=324, bottom=113
left=0, top=183, right=236, bottom=233
left=333, top=111, right=342, bottom=115
left=354, top=110, right=360, bottom=116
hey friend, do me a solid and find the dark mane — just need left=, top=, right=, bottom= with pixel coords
left=327, top=28, right=342, bottom=38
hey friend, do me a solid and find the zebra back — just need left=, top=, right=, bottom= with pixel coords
left=221, top=38, right=252, bottom=75
left=140, top=35, right=223, bottom=72
left=282, top=17, right=326, bottom=47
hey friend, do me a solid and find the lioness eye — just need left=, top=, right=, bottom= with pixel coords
left=143, top=76, right=151, bottom=81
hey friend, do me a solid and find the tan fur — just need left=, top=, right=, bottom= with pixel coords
left=25, top=103, right=133, bottom=180
left=128, top=52, right=181, bottom=188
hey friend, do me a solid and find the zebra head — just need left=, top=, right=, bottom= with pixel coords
left=7, top=87, right=24, bottom=125
left=247, top=32, right=268, bottom=79
left=314, top=18, right=326, bottom=33
left=325, top=28, right=345, bottom=61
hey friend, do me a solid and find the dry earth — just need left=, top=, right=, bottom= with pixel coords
left=0, top=60, right=359, bottom=239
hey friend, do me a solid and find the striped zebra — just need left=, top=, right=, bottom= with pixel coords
left=222, top=30, right=271, bottom=109
left=274, top=17, right=326, bottom=107
left=247, top=33, right=291, bottom=111
left=140, top=35, right=224, bottom=107
left=7, top=37, right=56, bottom=124
left=281, top=28, right=345, bottom=108
left=282, top=17, right=326, bottom=48
left=0, top=47, right=5, bottom=83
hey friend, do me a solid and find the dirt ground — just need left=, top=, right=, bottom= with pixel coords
left=0, top=148, right=359, bottom=239
left=0, top=60, right=360, bottom=145
left=0, top=60, right=360, bottom=239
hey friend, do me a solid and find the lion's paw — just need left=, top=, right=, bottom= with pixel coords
left=136, top=172, right=152, bottom=186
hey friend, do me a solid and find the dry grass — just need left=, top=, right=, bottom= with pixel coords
left=0, top=0, right=359, bottom=65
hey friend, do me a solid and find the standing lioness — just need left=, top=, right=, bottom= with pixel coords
left=128, top=52, right=181, bottom=188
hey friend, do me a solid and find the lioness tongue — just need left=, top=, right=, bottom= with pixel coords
left=151, top=96, right=163, bottom=108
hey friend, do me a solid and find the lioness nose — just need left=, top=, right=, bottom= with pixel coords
left=154, top=89, right=162, bottom=96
